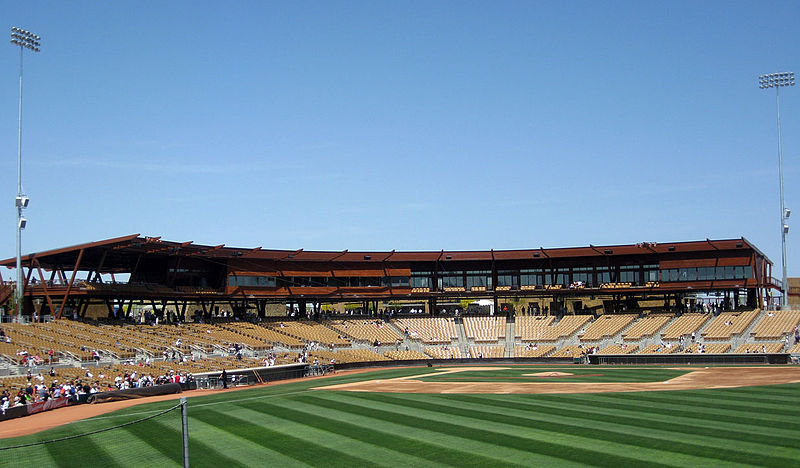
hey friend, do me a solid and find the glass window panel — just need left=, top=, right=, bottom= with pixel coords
left=411, top=276, right=429, bottom=288
left=724, top=266, right=734, bottom=279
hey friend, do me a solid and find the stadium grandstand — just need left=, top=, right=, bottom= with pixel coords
left=0, top=235, right=797, bottom=403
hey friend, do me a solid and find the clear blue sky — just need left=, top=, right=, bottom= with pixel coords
left=1, top=1, right=798, bottom=276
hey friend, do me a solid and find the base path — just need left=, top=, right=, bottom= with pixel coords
left=315, top=366, right=800, bottom=394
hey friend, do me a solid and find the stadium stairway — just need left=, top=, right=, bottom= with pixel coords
left=647, top=314, right=681, bottom=348
left=694, top=313, right=716, bottom=338
left=455, top=320, right=470, bottom=357
left=731, top=309, right=765, bottom=350
left=505, top=319, right=515, bottom=357
left=386, top=320, right=418, bottom=353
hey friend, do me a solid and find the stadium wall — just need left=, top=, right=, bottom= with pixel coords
left=588, top=353, right=789, bottom=365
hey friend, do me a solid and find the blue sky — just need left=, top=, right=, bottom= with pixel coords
left=1, top=1, right=798, bottom=276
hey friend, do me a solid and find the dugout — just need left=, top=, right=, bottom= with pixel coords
left=194, top=363, right=308, bottom=389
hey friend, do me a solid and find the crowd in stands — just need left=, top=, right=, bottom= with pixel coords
left=0, top=308, right=799, bottom=398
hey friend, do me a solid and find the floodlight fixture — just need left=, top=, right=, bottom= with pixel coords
left=759, top=72, right=795, bottom=89
left=10, top=27, right=40, bottom=52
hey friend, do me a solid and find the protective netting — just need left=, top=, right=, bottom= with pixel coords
left=0, top=402, right=185, bottom=467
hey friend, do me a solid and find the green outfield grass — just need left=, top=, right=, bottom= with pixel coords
left=1, top=365, right=799, bottom=467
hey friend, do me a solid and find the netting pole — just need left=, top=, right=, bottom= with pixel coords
left=181, top=397, right=189, bottom=468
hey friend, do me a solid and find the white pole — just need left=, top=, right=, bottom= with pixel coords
left=181, top=396, right=189, bottom=468
left=759, top=72, right=794, bottom=309
left=14, top=43, right=23, bottom=321
left=10, top=28, right=40, bottom=321
left=775, top=87, right=788, bottom=309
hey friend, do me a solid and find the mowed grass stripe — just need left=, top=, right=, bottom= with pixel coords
left=712, top=385, right=800, bottom=401
left=545, top=393, right=799, bottom=430
left=597, top=391, right=800, bottom=417
left=43, top=431, right=123, bottom=468
left=347, top=392, right=798, bottom=467
left=591, top=391, right=800, bottom=422
left=297, top=393, right=675, bottom=468
left=191, top=408, right=385, bottom=468
left=122, top=417, right=246, bottom=468
left=387, top=392, right=781, bottom=464
left=188, top=417, right=305, bottom=468
left=678, top=391, right=800, bottom=410
left=218, top=405, right=455, bottom=468
left=445, top=393, right=800, bottom=455
left=307, top=392, right=715, bottom=468
left=271, top=398, right=584, bottom=468
left=234, top=399, right=526, bottom=468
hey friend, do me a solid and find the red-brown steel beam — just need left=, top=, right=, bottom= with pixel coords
left=33, top=259, right=56, bottom=323
left=56, top=248, right=84, bottom=320
left=93, top=250, right=108, bottom=282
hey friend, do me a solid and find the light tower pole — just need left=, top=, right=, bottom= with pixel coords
left=759, top=71, right=794, bottom=309
left=9, top=27, right=40, bottom=320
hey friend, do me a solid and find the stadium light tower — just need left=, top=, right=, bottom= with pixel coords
left=9, top=27, right=40, bottom=320
left=759, top=71, right=794, bottom=310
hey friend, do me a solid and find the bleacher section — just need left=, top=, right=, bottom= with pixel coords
left=550, top=345, right=586, bottom=358
left=734, top=342, right=784, bottom=354
left=622, top=314, right=673, bottom=340
left=463, top=316, right=506, bottom=342
left=515, top=315, right=591, bottom=342
left=598, top=344, right=638, bottom=354
left=514, top=344, right=556, bottom=358
left=749, top=310, right=800, bottom=340
left=514, top=316, right=556, bottom=341
left=579, top=314, right=637, bottom=341
left=393, top=317, right=458, bottom=344
left=384, top=350, right=429, bottom=360
left=683, top=343, right=731, bottom=354
left=326, top=319, right=402, bottom=345
left=661, top=313, right=711, bottom=340
left=1, top=309, right=795, bottom=396
left=639, top=343, right=680, bottom=354
left=425, top=346, right=462, bottom=359
left=308, top=349, right=389, bottom=364
left=469, top=345, right=504, bottom=358
left=265, top=321, right=351, bottom=347
left=548, top=315, right=594, bottom=341
left=214, top=322, right=304, bottom=348
left=702, top=310, right=760, bottom=340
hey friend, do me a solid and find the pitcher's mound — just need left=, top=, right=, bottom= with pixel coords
left=524, top=371, right=574, bottom=377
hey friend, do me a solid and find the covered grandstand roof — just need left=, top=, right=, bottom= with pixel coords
left=0, top=234, right=769, bottom=270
